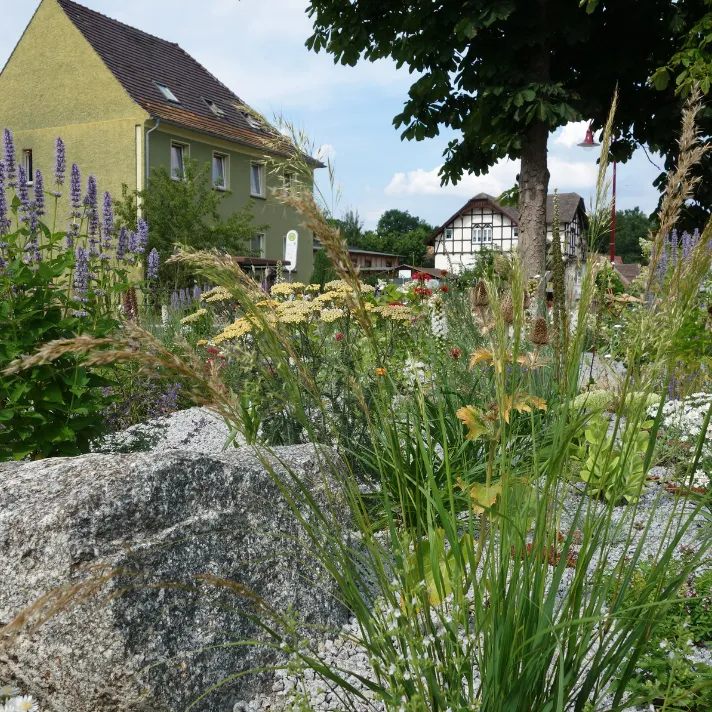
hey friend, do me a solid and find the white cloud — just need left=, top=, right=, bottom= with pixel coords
left=316, top=144, right=337, bottom=162
left=553, top=121, right=592, bottom=148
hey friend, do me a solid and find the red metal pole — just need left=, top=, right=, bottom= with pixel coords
left=610, top=160, right=617, bottom=263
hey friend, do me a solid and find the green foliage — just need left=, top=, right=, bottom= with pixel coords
left=116, top=159, right=268, bottom=287
left=0, top=234, right=116, bottom=461
left=575, top=415, right=652, bottom=503
left=310, top=248, right=337, bottom=288
left=607, top=207, right=652, bottom=264
left=376, top=209, right=431, bottom=237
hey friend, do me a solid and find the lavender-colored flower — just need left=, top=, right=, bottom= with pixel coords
left=681, top=231, right=692, bottom=261
left=179, top=288, right=188, bottom=307
left=670, top=229, right=678, bottom=268
left=127, top=229, right=139, bottom=255
left=54, top=137, right=66, bottom=187
left=70, top=163, right=82, bottom=215
left=116, top=226, right=128, bottom=261
left=147, top=247, right=159, bottom=281
left=17, top=164, right=30, bottom=219
left=84, top=175, right=99, bottom=255
left=0, top=160, right=8, bottom=236
left=136, top=218, right=149, bottom=253
left=193, top=283, right=201, bottom=300
left=656, top=240, right=669, bottom=282
left=3, top=129, right=17, bottom=188
left=66, top=221, right=78, bottom=251
left=170, top=291, right=180, bottom=311
left=73, top=246, right=89, bottom=316
left=33, top=169, right=45, bottom=216
left=101, top=191, right=114, bottom=256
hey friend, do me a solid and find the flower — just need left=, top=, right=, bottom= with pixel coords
left=0, top=684, right=19, bottom=700
left=180, top=308, right=208, bottom=324
left=72, top=246, right=89, bottom=316
left=196, top=339, right=208, bottom=346
left=321, top=308, right=344, bottom=323
left=84, top=175, right=99, bottom=254
left=530, top=317, right=549, bottom=346
left=11, top=695, right=39, bottom=712
left=54, top=136, right=66, bottom=188
left=136, top=218, right=149, bottom=253
left=201, top=286, right=232, bottom=303
left=116, top=226, right=128, bottom=261
left=692, top=469, right=710, bottom=490
left=101, top=191, right=114, bottom=254
left=271, top=282, right=296, bottom=297
left=147, top=248, right=160, bottom=281
left=0, top=160, right=9, bottom=236
left=429, top=294, right=448, bottom=340
left=439, top=284, right=449, bottom=292
left=69, top=163, right=82, bottom=214
left=413, top=272, right=431, bottom=282
left=376, top=367, right=387, bottom=376
left=17, top=164, right=30, bottom=218
left=33, top=169, right=45, bottom=216
left=214, top=318, right=252, bottom=343
left=334, top=332, right=344, bottom=341
left=451, top=347, right=462, bottom=360
left=3, top=129, right=17, bottom=187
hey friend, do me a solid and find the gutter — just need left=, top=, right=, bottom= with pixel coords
left=145, top=117, right=161, bottom=186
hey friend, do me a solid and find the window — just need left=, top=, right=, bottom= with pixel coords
left=283, top=173, right=294, bottom=192
left=204, top=99, right=225, bottom=118
left=250, top=163, right=265, bottom=197
left=155, top=82, right=180, bottom=103
left=171, top=142, right=187, bottom=180
left=445, top=228, right=453, bottom=240
left=241, top=111, right=261, bottom=130
left=212, top=153, right=228, bottom=189
left=472, top=224, right=492, bottom=244
left=513, top=227, right=519, bottom=238
left=250, top=233, right=265, bottom=257
left=22, top=149, right=33, bottom=184
left=386, top=260, right=392, bottom=268
left=364, top=259, right=372, bottom=268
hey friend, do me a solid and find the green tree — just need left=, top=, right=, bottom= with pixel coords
left=116, top=159, right=268, bottom=287
left=334, top=207, right=365, bottom=246
left=608, top=208, right=652, bottom=264
left=311, top=248, right=338, bottom=287
left=306, top=0, right=711, bottom=278
left=377, top=209, right=431, bottom=236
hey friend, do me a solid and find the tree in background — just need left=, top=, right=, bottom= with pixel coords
left=116, top=159, right=268, bottom=287
left=306, top=0, right=711, bottom=278
left=311, top=248, right=338, bottom=287
left=607, top=208, right=653, bottom=264
left=376, top=209, right=431, bottom=236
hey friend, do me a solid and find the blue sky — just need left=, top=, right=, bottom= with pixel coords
left=0, top=0, right=664, bottom=230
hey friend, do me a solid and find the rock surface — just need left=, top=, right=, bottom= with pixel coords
left=0, top=446, right=349, bottom=712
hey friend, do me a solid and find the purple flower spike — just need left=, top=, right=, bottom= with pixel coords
left=0, top=161, right=8, bottom=236
left=127, top=229, right=138, bottom=254
left=193, top=284, right=201, bottom=300
left=85, top=175, right=99, bottom=255
left=3, top=129, right=17, bottom=188
left=73, top=246, right=89, bottom=316
left=170, top=291, right=180, bottom=311
left=136, top=218, right=149, bottom=253
left=54, top=137, right=66, bottom=187
left=34, top=169, right=45, bottom=216
left=101, top=191, right=114, bottom=255
left=116, top=226, right=128, bottom=261
left=70, top=164, right=82, bottom=215
left=670, top=229, right=678, bottom=268
left=147, top=248, right=159, bottom=281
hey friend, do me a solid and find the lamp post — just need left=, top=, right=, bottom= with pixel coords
left=578, top=124, right=616, bottom=264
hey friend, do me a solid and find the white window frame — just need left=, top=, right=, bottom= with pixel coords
left=23, top=149, right=33, bottom=185
left=445, top=228, right=453, bottom=240
left=155, top=81, right=180, bottom=103
left=471, top=226, right=482, bottom=245
left=482, top=225, right=493, bottom=244
left=250, top=162, right=265, bottom=198
left=251, top=233, right=265, bottom=258
left=171, top=142, right=188, bottom=181
left=283, top=172, right=294, bottom=192
left=212, top=152, right=229, bottom=190
left=472, top=223, right=492, bottom=245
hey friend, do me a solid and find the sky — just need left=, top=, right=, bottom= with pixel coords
left=0, top=0, right=664, bottom=230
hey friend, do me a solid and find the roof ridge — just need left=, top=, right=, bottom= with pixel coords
left=56, top=0, right=179, bottom=48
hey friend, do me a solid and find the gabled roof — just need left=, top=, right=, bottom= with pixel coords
left=428, top=191, right=586, bottom=245
left=55, top=0, right=319, bottom=163
left=313, top=240, right=400, bottom=258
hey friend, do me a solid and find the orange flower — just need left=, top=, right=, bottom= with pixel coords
left=376, top=367, right=387, bottom=376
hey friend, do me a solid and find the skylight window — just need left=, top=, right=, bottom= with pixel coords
left=155, top=82, right=180, bottom=103
left=204, top=99, right=226, bottom=119
left=240, top=111, right=261, bottom=130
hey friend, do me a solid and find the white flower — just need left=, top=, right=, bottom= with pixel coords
left=0, top=687, right=19, bottom=701
left=604, top=354, right=612, bottom=359
left=659, top=639, right=668, bottom=649
left=161, top=304, right=169, bottom=326
left=11, top=697, right=39, bottom=712
left=388, top=663, right=397, bottom=676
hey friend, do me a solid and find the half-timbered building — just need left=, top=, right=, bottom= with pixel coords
left=428, top=192, right=587, bottom=274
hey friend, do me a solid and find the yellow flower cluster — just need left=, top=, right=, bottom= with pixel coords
left=180, top=308, right=208, bottom=324
left=373, top=304, right=413, bottom=323
left=314, top=292, right=338, bottom=304
left=213, top=317, right=253, bottom=344
left=201, top=286, right=233, bottom=303
left=306, top=284, right=321, bottom=293
left=276, top=300, right=319, bottom=324
left=320, top=308, right=344, bottom=323
left=271, top=282, right=296, bottom=297
left=324, top=279, right=350, bottom=292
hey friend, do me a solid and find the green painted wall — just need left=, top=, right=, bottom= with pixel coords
left=149, top=126, right=315, bottom=281
left=0, top=0, right=148, bottom=219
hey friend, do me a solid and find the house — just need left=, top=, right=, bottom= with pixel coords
left=0, top=0, right=319, bottom=280
left=428, top=192, right=587, bottom=274
left=313, top=241, right=401, bottom=272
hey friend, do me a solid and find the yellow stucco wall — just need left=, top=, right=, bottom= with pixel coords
left=0, top=0, right=148, bottom=215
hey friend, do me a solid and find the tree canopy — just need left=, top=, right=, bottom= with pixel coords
left=609, top=207, right=652, bottom=265
left=306, top=0, right=712, bottom=276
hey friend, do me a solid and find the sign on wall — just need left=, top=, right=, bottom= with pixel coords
left=284, top=229, right=298, bottom=273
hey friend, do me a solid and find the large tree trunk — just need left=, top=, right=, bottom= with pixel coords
left=518, top=120, right=550, bottom=281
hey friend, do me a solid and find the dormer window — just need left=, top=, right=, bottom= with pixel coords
left=240, top=111, right=261, bottom=130
left=155, top=82, right=180, bottom=103
left=204, top=99, right=225, bottom=118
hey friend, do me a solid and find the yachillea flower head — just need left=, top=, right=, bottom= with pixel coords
left=116, top=226, right=128, bottom=261
left=33, top=169, right=45, bottom=216
left=147, top=248, right=159, bottom=281
left=73, top=246, right=89, bottom=316
left=101, top=191, right=114, bottom=256
left=3, top=129, right=17, bottom=188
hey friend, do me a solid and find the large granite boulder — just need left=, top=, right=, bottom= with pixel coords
left=0, top=446, right=350, bottom=712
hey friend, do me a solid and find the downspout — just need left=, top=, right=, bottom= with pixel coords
left=145, top=117, right=161, bottom=186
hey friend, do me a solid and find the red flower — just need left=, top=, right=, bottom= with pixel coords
left=208, top=346, right=220, bottom=356
left=450, top=347, right=463, bottom=360
left=440, top=269, right=448, bottom=277
left=335, top=332, right=344, bottom=341
left=439, top=285, right=449, bottom=293
left=413, top=272, right=432, bottom=282
left=424, top=288, right=433, bottom=297
left=388, top=301, right=405, bottom=306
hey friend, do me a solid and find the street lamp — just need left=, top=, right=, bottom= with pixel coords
left=578, top=123, right=616, bottom=264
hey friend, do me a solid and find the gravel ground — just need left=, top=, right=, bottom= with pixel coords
left=93, top=407, right=241, bottom=454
